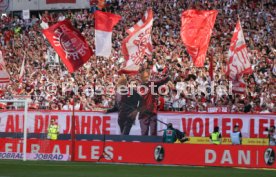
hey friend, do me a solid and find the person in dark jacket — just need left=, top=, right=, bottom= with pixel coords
left=138, top=70, right=170, bottom=136
left=106, top=76, right=141, bottom=135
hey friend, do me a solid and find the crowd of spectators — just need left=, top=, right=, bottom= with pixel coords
left=0, top=0, right=275, bottom=113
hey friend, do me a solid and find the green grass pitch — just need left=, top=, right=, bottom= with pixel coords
left=0, top=160, right=275, bottom=177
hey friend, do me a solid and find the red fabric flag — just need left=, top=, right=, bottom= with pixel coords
left=119, top=8, right=153, bottom=75
left=181, top=10, right=218, bottom=67
left=46, top=0, right=76, bottom=4
left=43, top=20, right=93, bottom=73
left=226, top=20, right=252, bottom=93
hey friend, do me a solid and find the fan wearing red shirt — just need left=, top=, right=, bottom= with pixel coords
left=158, top=96, right=165, bottom=111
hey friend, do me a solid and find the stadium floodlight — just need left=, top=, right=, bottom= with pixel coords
left=0, top=99, right=28, bottom=161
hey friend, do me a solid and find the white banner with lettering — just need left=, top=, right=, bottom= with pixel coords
left=0, top=111, right=275, bottom=138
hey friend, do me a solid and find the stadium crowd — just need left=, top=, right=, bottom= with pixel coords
left=0, top=0, right=275, bottom=113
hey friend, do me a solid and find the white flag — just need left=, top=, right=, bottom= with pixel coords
left=226, top=19, right=252, bottom=93
left=119, top=8, right=153, bottom=74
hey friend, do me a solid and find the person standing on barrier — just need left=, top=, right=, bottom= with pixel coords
left=210, top=126, right=221, bottom=145
left=47, top=119, right=59, bottom=140
left=106, top=76, right=141, bottom=135
left=230, top=124, right=242, bottom=145
left=138, top=70, right=170, bottom=136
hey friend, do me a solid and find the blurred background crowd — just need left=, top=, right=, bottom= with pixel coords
left=0, top=0, right=275, bottom=113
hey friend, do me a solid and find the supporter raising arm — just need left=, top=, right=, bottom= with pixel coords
left=138, top=70, right=170, bottom=136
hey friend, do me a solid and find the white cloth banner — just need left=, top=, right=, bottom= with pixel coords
left=119, top=8, right=153, bottom=74
left=226, top=19, right=252, bottom=93
left=22, top=10, right=30, bottom=20
left=0, top=111, right=275, bottom=138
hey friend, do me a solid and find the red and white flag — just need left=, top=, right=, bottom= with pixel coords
left=43, top=20, right=93, bottom=73
left=18, top=56, right=25, bottom=83
left=119, top=8, right=153, bottom=74
left=226, top=20, right=252, bottom=93
left=95, top=11, right=121, bottom=58
left=0, top=51, right=10, bottom=86
left=181, top=10, right=218, bottom=67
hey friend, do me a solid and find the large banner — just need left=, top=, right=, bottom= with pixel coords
left=0, top=111, right=275, bottom=138
left=46, top=0, right=76, bottom=4
left=0, top=0, right=9, bottom=12
left=9, top=0, right=88, bottom=11
left=0, top=138, right=275, bottom=168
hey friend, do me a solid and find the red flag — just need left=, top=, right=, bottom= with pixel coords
left=43, top=20, right=93, bottom=73
left=46, top=0, right=76, bottom=4
left=226, top=20, right=252, bottom=93
left=119, top=8, right=153, bottom=75
left=181, top=10, right=218, bottom=67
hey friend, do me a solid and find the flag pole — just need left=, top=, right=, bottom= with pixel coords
left=209, top=49, right=214, bottom=81
left=71, top=94, right=76, bottom=162
left=71, top=72, right=78, bottom=162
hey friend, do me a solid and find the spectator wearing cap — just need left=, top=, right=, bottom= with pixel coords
left=230, top=125, right=242, bottom=145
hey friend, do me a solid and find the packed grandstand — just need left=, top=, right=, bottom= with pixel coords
left=0, top=0, right=275, bottom=114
